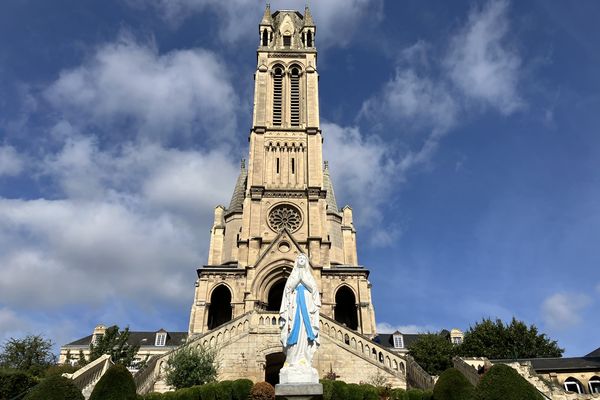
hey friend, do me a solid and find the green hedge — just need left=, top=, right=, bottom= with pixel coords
left=433, top=368, right=474, bottom=400
left=23, top=375, right=83, bottom=400
left=142, top=379, right=253, bottom=400
left=89, top=364, right=137, bottom=400
left=0, top=370, right=38, bottom=400
left=475, top=364, right=543, bottom=400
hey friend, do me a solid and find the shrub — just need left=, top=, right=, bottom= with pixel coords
left=322, top=379, right=334, bottom=400
left=475, top=364, right=543, bottom=400
left=218, top=380, right=233, bottom=399
left=165, top=346, right=217, bottom=390
left=249, top=381, right=274, bottom=400
left=433, top=368, right=474, bottom=400
left=89, top=364, right=137, bottom=400
left=390, top=388, right=408, bottom=400
left=331, top=380, right=348, bottom=400
left=143, top=393, right=164, bottom=400
left=232, top=379, right=253, bottom=400
left=346, top=383, right=363, bottom=400
left=406, top=388, right=433, bottom=400
left=359, top=383, right=378, bottom=400
left=0, top=370, right=38, bottom=400
left=199, top=382, right=219, bottom=400
left=23, top=375, right=83, bottom=400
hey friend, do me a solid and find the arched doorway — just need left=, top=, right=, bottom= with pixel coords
left=265, top=352, right=285, bottom=386
left=207, top=285, right=232, bottom=330
left=334, top=286, right=358, bottom=330
left=267, top=279, right=286, bottom=311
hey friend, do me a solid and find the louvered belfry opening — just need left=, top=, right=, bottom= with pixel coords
left=290, top=67, right=300, bottom=126
left=273, top=66, right=283, bottom=126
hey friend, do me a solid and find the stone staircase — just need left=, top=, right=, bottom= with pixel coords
left=62, top=354, right=113, bottom=399
left=134, top=311, right=436, bottom=394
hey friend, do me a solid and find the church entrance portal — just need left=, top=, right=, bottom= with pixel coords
left=335, top=286, right=358, bottom=330
left=266, top=279, right=286, bottom=311
left=207, top=285, right=232, bottom=330
left=265, top=352, right=285, bottom=386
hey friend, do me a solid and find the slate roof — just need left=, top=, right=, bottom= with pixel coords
left=492, top=356, right=600, bottom=372
left=323, top=161, right=340, bottom=214
left=586, top=347, right=600, bottom=357
left=227, top=161, right=247, bottom=214
left=64, top=331, right=187, bottom=348
left=373, top=333, right=424, bottom=349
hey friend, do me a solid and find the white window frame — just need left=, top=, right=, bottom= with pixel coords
left=393, top=334, right=404, bottom=349
left=564, top=379, right=582, bottom=394
left=589, top=377, right=600, bottom=394
left=155, top=332, right=167, bottom=347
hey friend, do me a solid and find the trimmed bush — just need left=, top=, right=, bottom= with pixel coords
left=346, top=383, right=363, bottom=400
left=475, top=364, right=543, bottom=400
left=390, top=388, right=408, bottom=400
left=331, top=380, right=348, bottom=400
left=89, top=364, right=137, bottom=400
left=218, top=380, right=233, bottom=399
left=359, top=383, right=378, bottom=400
left=23, top=375, right=83, bottom=400
left=249, top=381, right=274, bottom=400
left=406, top=388, right=433, bottom=400
left=142, top=393, right=164, bottom=400
left=0, top=370, right=38, bottom=400
left=232, top=379, right=253, bottom=400
left=433, top=368, right=474, bottom=400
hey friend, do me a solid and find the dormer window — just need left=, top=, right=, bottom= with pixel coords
left=393, top=333, right=404, bottom=349
left=155, top=331, right=167, bottom=347
left=283, top=35, right=291, bottom=47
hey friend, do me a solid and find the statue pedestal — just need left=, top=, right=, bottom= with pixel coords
left=275, top=383, right=323, bottom=400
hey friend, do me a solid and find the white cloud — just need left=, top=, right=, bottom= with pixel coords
left=322, top=122, right=398, bottom=227
left=376, top=322, right=436, bottom=334
left=44, top=33, right=238, bottom=143
left=0, top=145, right=25, bottom=177
left=0, top=137, right=239, bottom=311
left=444, top=0, right=523, bottom=114
left=131, top=0, right=381, bottom=47
left=542, top=293, right=591, bottom=329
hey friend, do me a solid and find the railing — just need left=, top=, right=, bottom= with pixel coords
left=63, top=354, right=113, bottom=397
left=134, top=356, right=160, bottom=395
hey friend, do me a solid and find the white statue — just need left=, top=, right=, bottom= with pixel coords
left=279, top=253, right=321, bottom=384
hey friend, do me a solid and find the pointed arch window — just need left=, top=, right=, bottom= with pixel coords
left=307, top=31, right=313, bottom=47
left=262, top=29, right=269, bottom=46
left=272, top=67, right=283, bottom=126
left=290, top=67, right=300, bottom=126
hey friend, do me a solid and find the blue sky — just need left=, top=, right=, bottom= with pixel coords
left=0, top=0, right=599, bottom=358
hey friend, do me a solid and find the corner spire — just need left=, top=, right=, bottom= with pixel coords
left=304, top=5, right=315, bottom=27
left=260, top=3, right=272, bottom=26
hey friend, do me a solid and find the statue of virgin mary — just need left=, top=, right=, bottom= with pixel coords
left=278, top=253, right=321, bottom=384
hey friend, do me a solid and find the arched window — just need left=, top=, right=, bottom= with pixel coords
left=307, top=31, right=313, bottom=47
left=589, top=376, right=600, bottom=394
left=207, top=285, right=232, bottom=330
left=334, top=286, right=358, bottom=330
left=272, top=66, right=283, bottom=126
left=267, top=279, right=286, bottom=311
left=262, top=29, right=269, bottom=46
left=564, top=377, right=583, bottom=394
left=290, top=67, right=300, bottom=126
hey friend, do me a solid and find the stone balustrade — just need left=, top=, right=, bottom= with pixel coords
left=63, top=354, right=113, bottom=399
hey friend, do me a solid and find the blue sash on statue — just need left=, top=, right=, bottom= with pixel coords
left=287, top=283, right=316, bottom=346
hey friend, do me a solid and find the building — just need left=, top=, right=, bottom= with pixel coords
left=59, top=6, right=464, bottom=392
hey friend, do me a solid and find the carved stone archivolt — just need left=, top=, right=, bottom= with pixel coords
left=268, top=204, right=302, bottom=232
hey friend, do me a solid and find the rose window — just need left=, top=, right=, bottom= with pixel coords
left=268, top=204, right=302, bottom=232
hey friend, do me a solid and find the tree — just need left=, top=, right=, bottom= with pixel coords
left=408, top=333, right=455, bottom=375
left=0, top=335, right=57, bottom=376
left=89, top=326, right=139, bottom=367
left=458, top=318, right=563, bottom=359
left=164, top=345, right=217, bottom=389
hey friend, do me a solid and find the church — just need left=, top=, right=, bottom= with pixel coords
left=60, top=6, right=445, bottom=393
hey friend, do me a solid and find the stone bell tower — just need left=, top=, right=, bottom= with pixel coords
left=188, top=6, right=377, bottom=339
